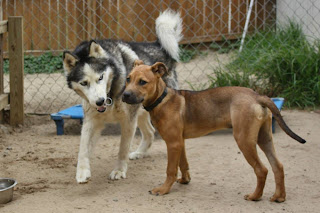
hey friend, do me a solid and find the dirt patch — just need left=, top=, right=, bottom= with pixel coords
left=16, top=180, right=49, bottom=195
left=0, top=110, right=319, bottom=212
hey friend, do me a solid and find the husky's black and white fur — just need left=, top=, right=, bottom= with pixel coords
left=63, top=10, right=182, bottom=183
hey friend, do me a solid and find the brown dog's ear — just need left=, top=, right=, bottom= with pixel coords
left=151, top=62, right=168, bottom=77
left=63, top=51, right=78, bottom=75
left=133, top=59, right=144, bottom=67
left=89, top=40, right=106, bottom=58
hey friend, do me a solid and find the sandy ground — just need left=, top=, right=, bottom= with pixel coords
left=0, top=109, right=319, bottom=213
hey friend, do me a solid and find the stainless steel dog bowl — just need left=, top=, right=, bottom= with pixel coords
left=0, top=178, right=17, bottom=204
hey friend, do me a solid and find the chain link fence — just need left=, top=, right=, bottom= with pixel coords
left=1, top=0, right=319, bottom=114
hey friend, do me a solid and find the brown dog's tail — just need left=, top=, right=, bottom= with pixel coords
left=257, top=96, right=306, bottom=144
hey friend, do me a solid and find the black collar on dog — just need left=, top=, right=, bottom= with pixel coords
left=144, top=88, right=168, bottom=112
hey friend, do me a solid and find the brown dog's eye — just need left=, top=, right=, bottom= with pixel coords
left=126, top=77, right=130, bottom=83
left=139, top=80, right=147, bottom=86
left=80, top=81, right=88, bottom=86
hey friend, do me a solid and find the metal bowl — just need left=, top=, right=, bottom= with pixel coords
left=0, top=178, right=17, bottom=204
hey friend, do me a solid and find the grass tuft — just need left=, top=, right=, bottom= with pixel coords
left=208, top=21, right=320, bottom=108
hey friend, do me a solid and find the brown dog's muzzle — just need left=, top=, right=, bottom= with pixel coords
left=122, top=91, right=143, bottom=105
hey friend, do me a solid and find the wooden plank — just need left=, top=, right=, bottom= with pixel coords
left=49, top=0, right=59, bottom=50
left=67, top=0, right=77, bottom=48
left=100, top=0, right=110, bottom=40
left=204, top=0, right=214, bottom=37
left=0, top=32, right=4, bottom=122
left=59, top=0, right=67, bottom=48
left=221, top=0, right=229, bottom=35
left=0, top=33, right=4, bottom=93
left=248, top=0, right=257, bottom=32
left=8, top=17, right=24, bottom=125
left=256, top=0, right=264, bottom=30
left=195, top=0, right=204, bottom=39
left=213, top=0, right=222, bottom=36
left=0, top=94, right=9, bottom=111
left=23, top=0, right=33, bottom=51
left=134, top=0, right=149, bottom=42
left=265, top=0, right=276, bottom=28
left=38, top=0, right=50, bottom=50
left=118, top=0, right=136, bottom=41
left=231, top=0, right=240, bottom=34
left=108, top=0, right=118, bottom=39
left=0, top=20, right=8, bottom=34
left=239, top=0, right=247, bottom=33
left=0, top=11, right=3, bottom=122
left=180, top=32, right=243, bottom=44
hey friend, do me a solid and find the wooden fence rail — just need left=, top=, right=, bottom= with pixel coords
left=0, top=17, right=24, bottom=125
left=1, top=0, right=276, bottom=53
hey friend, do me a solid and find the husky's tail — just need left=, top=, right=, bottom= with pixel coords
left=156, top=9, right=183, bottom=61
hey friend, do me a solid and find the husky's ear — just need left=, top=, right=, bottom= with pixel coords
left=63, top=51, right=78, bottom=75
left=133, top=60, right=144, bottom=67
left=89, top=40, right=106, bottom=58
left=151, top=62, right=168, bottom=77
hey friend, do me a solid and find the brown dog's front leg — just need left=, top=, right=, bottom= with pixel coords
left=150, top=139, right=183, bottom=195
left=177, top=143, right=191, bottom=184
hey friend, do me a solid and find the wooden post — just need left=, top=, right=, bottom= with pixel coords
left=8, top=16, right=24, bottom=125
left=0, top=14, right=8, bottom=123
left=0, top=8, right=4, bottom=122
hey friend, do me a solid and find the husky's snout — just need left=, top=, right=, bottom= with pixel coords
left=96, top=97, right=105, bottom=106
left=95, top=97, right=106, bottom=113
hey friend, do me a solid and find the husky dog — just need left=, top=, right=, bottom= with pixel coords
left=62, top=9, right=183, bottom=183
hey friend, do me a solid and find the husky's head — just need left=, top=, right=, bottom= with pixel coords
left=63, top=40, right=117, bottom=113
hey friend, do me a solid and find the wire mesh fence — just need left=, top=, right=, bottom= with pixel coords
left=1, top=0, right=319, bottom=114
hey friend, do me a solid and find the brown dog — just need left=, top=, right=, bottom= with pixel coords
left=122, top=60, right=306, bottom=202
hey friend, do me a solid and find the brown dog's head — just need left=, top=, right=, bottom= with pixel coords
left=122, top=60, right=168, bottom=105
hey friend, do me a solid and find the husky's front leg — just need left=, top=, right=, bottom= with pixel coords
left=76, top=118, right=103, bottom=183
left=109, top=117, right=137, bottom=180
left=130, top=110, right=155, bottom=159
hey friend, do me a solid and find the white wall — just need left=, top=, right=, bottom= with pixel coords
left=277, top=0, right=320, bottom=41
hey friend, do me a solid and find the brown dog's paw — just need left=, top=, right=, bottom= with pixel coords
left=244, top=194, right=262, bottom=201
left=149, top=186, right=170, bottom=196
left=177, top=178, right=190, bottom=184
left=177, top=171, right=191, bottom=184
left=270, top=194, right=286, bottom=203
left=177, top=176, right=191, bottom=184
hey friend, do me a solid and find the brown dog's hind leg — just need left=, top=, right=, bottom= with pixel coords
left=150, top=138, right=183, bottom=195
left=258, top=117, right=286, bottom=203
left=177, top=144, right=191, bottom=184
left=233, top=117, right=268, bottom=201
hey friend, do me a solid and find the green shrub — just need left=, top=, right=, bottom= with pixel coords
left=209, top=21, right=320, bottom=108
left=3, top=52, right=63, bottom=74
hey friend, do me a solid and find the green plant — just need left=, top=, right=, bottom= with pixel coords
left=209, top=21, right=320, bottom=108
left=179, top=45, right=207, bottom=63
left=3, top=52, right=63, bottom=74
left=210, top=36, right=240, bottom=54
left=186, top=81, right=208, bottom=91
left=179, top=48, right=198, bottom=63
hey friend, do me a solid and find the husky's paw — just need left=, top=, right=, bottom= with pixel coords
left=129, top=151, right=149, bottom=160
left=76, top=168, right=91, bottom=183
left=109, top=170, right=127, bottom=180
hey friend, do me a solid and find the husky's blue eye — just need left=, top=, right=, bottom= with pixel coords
left=80, top=81, right=88, bottom=86
left=139, top=79, right=147, bottom=85
left=126, top=77, right=130, bottom=83
left=99, top=74, right=103, bottom=81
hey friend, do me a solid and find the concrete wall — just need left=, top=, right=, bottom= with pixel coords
left=277, top=0, right=320, bottom=41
